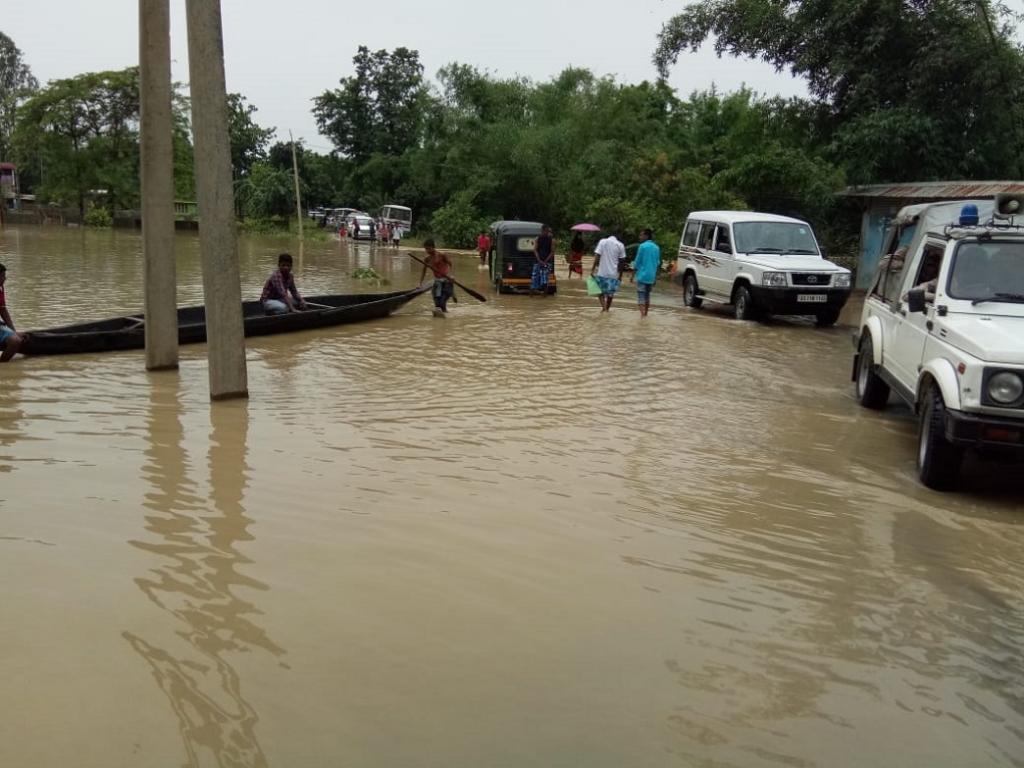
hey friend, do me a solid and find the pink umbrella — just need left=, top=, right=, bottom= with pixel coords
left=570, top=223, right=602, bottom=232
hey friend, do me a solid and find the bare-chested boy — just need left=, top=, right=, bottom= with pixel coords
left=419, top=239, right=455, bottom=315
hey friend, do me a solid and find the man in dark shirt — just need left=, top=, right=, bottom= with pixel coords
left=260, top=253, right=309, bottom=314
left=0, top=263, right=25, bottom=362
left=531, top=225, right=555, bottom=294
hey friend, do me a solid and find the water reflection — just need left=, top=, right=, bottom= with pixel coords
left=0, top=364, right=25, bottom=476
left=124, top=380, right=283, bottom=767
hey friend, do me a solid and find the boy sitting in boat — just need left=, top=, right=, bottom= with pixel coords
left=261, top=253, right=309, bottom=314
left=0, top=263, right=25, bottom=362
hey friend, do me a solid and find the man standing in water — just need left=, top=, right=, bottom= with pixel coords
left=592, top=232, right=626, bottom=312
left=531, top=225, right=555, bottom=294
left=261, top=253, right=309, bottom=314
left=477, top=230, right=492, bottom=268
left=419, top=239, right=454, bottom=316
left=0, top=264, right=25, bottom=362
left=633, top=229, right=661, bottom=317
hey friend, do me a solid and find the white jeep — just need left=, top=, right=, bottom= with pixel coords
left=853, top=199, right=1024, bottom=490
left=675, top=211, right=853, bottom=326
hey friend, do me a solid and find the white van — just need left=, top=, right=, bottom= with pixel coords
left=676, top=211, right=853, bottom=326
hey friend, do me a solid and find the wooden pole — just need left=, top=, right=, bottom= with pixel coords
left=139, top=0, right=179, bottom=370
left=290, top=130, right=304, bottom=243
left=185, top=0, right=248, bottom=401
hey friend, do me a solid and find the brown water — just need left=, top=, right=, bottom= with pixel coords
left=1, top=225, right=1022, bottom=768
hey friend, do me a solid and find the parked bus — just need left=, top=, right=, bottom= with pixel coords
left=380, top=204, right=412, bottom=229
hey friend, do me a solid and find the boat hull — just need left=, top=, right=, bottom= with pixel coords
left=22, top=286, right=430, bottom=356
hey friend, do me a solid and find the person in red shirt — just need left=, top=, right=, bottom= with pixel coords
left=0, top=263, right=25, bottom=362
left=476, top=231, right=492, bottom=267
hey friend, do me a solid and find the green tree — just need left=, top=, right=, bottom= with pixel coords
left=13, top=67, right=139, bottom=215
left=430, top=190, right=493, bottom=248
left=314, top=46, right=429, bottom=162
left=235, top=162, right=294, bottom=219
left=655, top=0, right=1024, bottom=181
left=227, top=93, right=275, bottom=180
left=0, top=31, right=37, bottom=162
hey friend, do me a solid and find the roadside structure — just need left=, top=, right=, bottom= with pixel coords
left=841, top=181, right=1024, bottom=288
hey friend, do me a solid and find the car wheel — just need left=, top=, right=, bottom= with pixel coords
left=918, top=385, right=963, bottom=491
left=815, top=308, right=841, bottom=327
left=855, top=336, right=890, bottom=409
left=683, top=273, right=703, bottom=309
left=733, top=285, right=758, bottom=321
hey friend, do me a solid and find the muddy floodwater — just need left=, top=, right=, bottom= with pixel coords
left=1, top=226, right=1022, bottom=767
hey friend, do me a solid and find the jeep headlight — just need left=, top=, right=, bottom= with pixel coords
left=834, top=273, right=851, bottom=289
left=762, top=272, right=787, bottom=288
left=988, top=371, right=1024, bottom=405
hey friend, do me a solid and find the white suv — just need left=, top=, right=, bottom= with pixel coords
left=853, top=199, right=1024, bottom=490
left=675, top=211, right=853, bottom=326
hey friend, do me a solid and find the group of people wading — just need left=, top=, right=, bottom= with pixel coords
left=260, top=226, right=662, bottom=323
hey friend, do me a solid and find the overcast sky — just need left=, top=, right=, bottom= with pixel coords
left=6, top=0, right=1006, bottom=153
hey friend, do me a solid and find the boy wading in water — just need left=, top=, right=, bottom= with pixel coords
left=420, top=239, right=455, bottom=316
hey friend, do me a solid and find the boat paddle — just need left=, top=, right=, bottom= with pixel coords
left=407, top=252, right=487, bottom=303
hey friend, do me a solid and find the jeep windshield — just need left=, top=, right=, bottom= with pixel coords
left=733, top=222, right=820, bottom=256
left=947, top=241, right=1024, bottom=304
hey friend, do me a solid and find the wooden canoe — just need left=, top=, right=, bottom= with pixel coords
left=21, top=285, right=431, bottom=356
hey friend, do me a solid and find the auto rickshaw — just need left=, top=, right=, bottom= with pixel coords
left=489, top=220, right=557, bottom=295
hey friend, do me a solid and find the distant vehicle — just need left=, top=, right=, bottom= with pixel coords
left=346, top=213, right=376, bottom=240
left=326, top=207, right=359, bottom=228
left=853, top=197, right=1024, bottom=490
left=380, top=204, right=412, bottom=229
left=489, top=220, right=556, bottom=295
left=675, top=211, right=852, bottom=326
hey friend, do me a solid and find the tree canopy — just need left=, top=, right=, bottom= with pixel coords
left=313, top=47, right=428, bottom=163
left=655, top=0, right=1024, bottom=182
left=0, top=31, right=38, bottom=162
left=227, top=93, right=275, bottom=179
left=13, top=67, right=140, bottom=214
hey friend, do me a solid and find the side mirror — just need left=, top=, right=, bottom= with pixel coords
left=907, top=287, right=927, bottom=314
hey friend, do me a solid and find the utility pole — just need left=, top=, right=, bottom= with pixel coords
left=185, top=0, right=248, bottom=400
left=139, top=0, right=179, bottom=370
left=290, top=130, right=304, bottom=244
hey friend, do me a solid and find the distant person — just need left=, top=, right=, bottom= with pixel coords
left=392, top=224, right=403, bottom=247
left=633, top=229, right=661, bottom=317
left=261, top=253, right=309, bottom=315
left=477, top=231, right=492, bottom=267
left=568, top=232, right=585, bottom=278
left=0, top=263, right=25, bottom=362
left=531, top=225, right=555, bottom=294
left=592, top=232, right=626, bottom=312
left=352, top=218, right=361, bottom=240
left=419, top=239, right=454, bottom=315
left=369, top=218, right=377, bottom=244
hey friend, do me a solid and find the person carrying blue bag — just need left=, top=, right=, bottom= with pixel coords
left=591, top=232, right=626, bottom=312
left=531, top=225, right=555, bottom=295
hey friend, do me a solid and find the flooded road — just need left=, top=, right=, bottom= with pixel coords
left=1, top=226, right=1022, bottom=767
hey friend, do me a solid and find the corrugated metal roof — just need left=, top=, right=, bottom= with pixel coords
left=842, top=180, right=1024, bottom=199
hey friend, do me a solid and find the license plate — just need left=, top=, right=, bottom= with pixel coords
left=797, top=294, right=828, bottom=303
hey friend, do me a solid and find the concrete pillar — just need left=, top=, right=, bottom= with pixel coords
left=185, top=0, right=248, bottom=400
left=139, top=0, right=179, bottom=371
